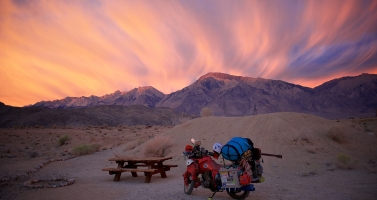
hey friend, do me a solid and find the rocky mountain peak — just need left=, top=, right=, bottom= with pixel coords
left=137, top=86, right=153, bottom=91
left=198, top=72, right=243, bottom=81
left=133, top=86, right=159, bottom=94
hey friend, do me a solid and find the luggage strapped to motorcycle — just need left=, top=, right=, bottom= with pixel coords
left=221, top=137, right=253, bottom=162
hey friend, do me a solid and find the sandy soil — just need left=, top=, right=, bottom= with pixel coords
left=1, top=112, right=377, bottom=200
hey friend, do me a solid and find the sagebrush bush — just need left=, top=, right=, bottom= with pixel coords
left=124, top=141, right=139, bottom=151
left=327, top=127, right=346, bottom=143
left=337, top=153, right=356, bottom=169
left=72, top=144, right=101, bottom=155
left=28, top=151, right=39, bottom=158
left=200, top=107, right=212, bottom=117
left=143, top=136, right=173, bottom=157
left=58, top=135, right=70, bottom=146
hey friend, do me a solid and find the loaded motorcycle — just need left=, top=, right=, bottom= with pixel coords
left=182, top=139, right=282, bottom=200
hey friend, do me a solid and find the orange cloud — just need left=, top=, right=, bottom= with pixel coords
left=0, top=0, right=376, bottom=106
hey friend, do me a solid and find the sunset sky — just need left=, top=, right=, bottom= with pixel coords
left=1, top=0, right=377, bottom=107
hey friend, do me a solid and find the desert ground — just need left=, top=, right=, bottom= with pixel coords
left=1, top=112, right=377, bottom=200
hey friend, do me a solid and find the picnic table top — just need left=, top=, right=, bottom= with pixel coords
left=108, top=156, right=173, bottom=162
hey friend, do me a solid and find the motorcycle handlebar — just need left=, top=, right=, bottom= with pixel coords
left=185, top=145, right=215, bottom=159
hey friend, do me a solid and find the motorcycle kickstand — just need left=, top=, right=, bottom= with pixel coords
left=208, top=191, right=216, bottom=200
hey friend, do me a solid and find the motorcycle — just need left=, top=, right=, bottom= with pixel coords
left=182, top=139, right=256, bottom=200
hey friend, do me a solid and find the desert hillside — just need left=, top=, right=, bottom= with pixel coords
left=1, top=112, right=376, bottom=199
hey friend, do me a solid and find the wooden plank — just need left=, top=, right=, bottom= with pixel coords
left=134, top=164, right=178, bottom=168
left=109, top=156, right=172, bottom=162
left=163, top=164, right=178, bottom=167
left=134, top=164, right=148, bottom=167
left=102, top=168, right=157, bottom=173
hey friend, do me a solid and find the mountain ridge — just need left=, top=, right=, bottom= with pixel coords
left=30, top=72, right=377, bottom=118
left=32, top=86, right=165, bottom=108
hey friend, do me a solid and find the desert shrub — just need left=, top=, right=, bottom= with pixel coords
left=52, top=125, right=57, bottom=129
left=58, top=135, right=70, bottom=146
left=71, top=144, right=101, bottom=155
left=28, top=151, right=39, bottom=158
left=307, top=149, right=316, bottom=154
left=138, top=139, right=146, bottom=145
left=200, top=107, right=212, bottom=117
left=327, top=127, right=346, bottom=143
left=143, top=136, right=173, bottom=157
left=336, top=153, right=356, bottom=169
left=123, top=141, right=139, bottom=151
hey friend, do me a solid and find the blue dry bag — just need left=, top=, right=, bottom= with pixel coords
left=221, top=137, right=253, bottom=161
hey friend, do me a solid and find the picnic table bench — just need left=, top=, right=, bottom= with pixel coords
left=102, top=156, right=178, bottom=183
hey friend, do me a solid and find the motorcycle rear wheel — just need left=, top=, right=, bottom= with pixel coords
left=226, top=190, right=250, bottom=200
left=184, top=175, right=195, bottom=195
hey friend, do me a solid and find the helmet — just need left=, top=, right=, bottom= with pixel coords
left=213, top=142, right=223, bottom=154
left=185, top=145, right=193, bottom=152
left=186, top=159, right=194, bottom=166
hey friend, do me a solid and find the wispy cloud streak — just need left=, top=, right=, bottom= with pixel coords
left=0, top=0, right=376, bottom=106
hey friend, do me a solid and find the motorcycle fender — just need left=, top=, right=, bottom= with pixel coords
left=187, top=163, right=198, bottom=177
left=184, top=162, right=199, bottom=181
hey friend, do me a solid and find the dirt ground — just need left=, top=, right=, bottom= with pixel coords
left=1, top=112, right=377, bottom=200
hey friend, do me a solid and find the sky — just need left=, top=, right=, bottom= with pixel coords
left=1, top=0, right=377, bottom=107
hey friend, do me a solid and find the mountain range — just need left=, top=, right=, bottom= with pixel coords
left=33, top=86, right=165, bottom=109
left=0, top=103, right=194, bottom=128
left=28, top=72, right=377, bottom=118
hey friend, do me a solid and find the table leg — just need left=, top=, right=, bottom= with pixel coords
left=157, top=162, right=167, bottom=178
left=144, top=172, right=152, bottom=183
left=128, top=161, right=138, bottom=177
left=114, top=161, right=124, bottom=181
left=114, top=173, right=121, bottom=181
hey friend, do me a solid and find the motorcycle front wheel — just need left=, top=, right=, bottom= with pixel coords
left=184, top=175, right=195, bottom=195
left=226, top=190, right=250, bottom=200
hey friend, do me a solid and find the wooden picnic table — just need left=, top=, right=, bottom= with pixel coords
left=102, top=156, right=178, bottom=183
